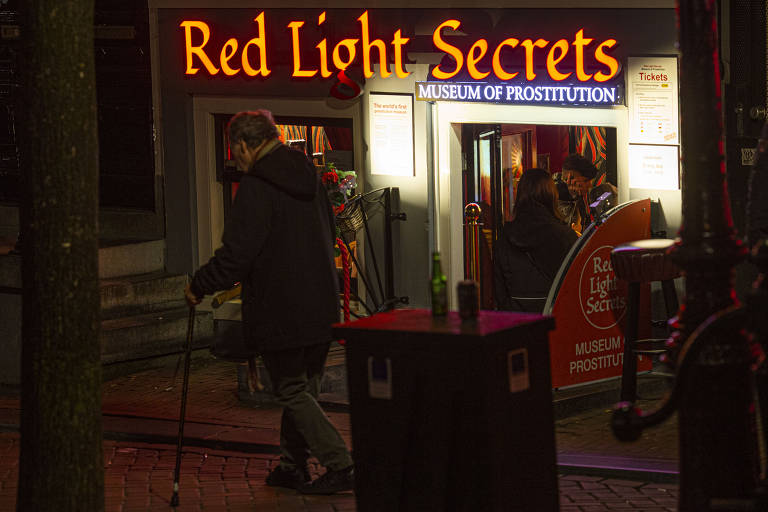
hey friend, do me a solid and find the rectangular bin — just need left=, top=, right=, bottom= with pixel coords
left=332, top=309, right=558, bottom=512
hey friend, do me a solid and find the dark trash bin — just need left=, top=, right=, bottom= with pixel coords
left=332, top=309, right=558, bottom=512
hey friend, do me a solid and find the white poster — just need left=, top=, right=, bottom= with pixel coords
left=628, top=144, right=680, bottom=190
left=627, top=57, right=679, bottom=145
left=369, top=93, right=414, bottom=176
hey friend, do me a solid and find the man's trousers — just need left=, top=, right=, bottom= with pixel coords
left=261, top=342, right=353, bottom=472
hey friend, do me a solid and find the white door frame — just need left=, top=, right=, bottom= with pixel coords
left=433, top=102, right=629, bottom=308
left=192, top=96, right=363, bottom=271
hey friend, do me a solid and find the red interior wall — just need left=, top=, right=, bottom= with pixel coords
left=535, top=125, right=569, bottom=174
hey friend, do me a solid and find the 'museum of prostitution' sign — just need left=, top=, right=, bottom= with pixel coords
left=414, top=81, right=621, bottom=106
left=544, top=199, right=653, bottom=388
left=178, top=11, right=623, bottom=105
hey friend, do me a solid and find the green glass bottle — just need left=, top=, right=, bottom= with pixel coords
left=431, top=252, right=447, bottom=316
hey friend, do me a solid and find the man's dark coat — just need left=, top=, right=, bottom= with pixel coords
left=191, top=144, right=339, bottom=352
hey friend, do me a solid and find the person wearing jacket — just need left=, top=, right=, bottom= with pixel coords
left=494, top=168, right=579, bottom=312
left=561, top=153, right=618, bottom=226
left=184, top=110, right=353, bottom=494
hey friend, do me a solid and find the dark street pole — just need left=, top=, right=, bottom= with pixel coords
left=671, top=1, right=757, bottom=509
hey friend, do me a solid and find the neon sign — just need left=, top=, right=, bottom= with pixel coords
left=432, top=24, right=618, bottom=82
left=415, top=81, right=622, bottom=106
left=179, top=12, right=620, bottom=84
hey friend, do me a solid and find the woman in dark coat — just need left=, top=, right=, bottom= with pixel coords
left=494, top=168, right=579, bottom=312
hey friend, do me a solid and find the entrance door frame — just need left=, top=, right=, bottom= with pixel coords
left=434, top=102, right=629, bottom=309
left=191, top=96, right=363, bottom=275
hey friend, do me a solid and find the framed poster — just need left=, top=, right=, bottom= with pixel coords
left=369, top=92, right=414, bottom=176
left=628, top=144, right=680, bottom=190
left=627, top=57, right=679, bottom=145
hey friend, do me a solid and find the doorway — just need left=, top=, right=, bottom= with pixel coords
left=191, top=96, right=363, bottom=272
left=460, top=122, right=618, bottom=310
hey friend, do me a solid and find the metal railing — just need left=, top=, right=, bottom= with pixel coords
left=336, top=187, right=408, bottom=316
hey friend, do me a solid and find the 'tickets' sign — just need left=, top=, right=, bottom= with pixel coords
left=546, top=199, right=653, bottom=388
left=178, top=11, right=622, bottom=89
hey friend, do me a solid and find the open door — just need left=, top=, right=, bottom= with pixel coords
left=462, top=123, right=539, bottom=309
left=462, top=124, right=499, bottom=310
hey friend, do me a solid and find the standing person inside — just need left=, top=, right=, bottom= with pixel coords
left=494, top=168, right=579, bottom=312
left=560, top=154, right=618, bottom=228
left=184, top=110, right=354, bottom=494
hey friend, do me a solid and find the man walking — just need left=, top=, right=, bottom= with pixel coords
left=184, top=110, right=354, bottom=494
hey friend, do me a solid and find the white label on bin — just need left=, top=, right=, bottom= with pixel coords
left=507, top=349, right=530, bottom=393
left=367, top=356, right=392, bottom=399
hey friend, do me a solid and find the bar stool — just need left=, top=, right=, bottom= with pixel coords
left=610, top=239, right=681, bottom=402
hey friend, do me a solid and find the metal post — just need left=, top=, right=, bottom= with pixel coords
left=384, top=188, right=395, bottom=304
left=620, top=282, right=640, bottom=403
left=464, top=203, right=481, bottom=282
left=671, top=1, right=757, bottom=509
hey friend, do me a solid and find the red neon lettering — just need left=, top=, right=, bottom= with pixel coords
left=179, top=14, right=619, bottom=84
left=392, top=30, right=410, bottom=79
left=179, top=16, right=269, bottom=77
left=180, top=21, right=220, bottom=75
left=594, top=39, right=619, bottom=82
left=546, top=39, right=571, bottom=81
left=521, top=38, right=548, bottom=80
left=332, top=38, right=359, bottom=71
left=288, top=21, right=317, bottom=77
left=467, top=39, right=490, bottom=80
left=573, top=29, right=593, bottom=81
left=220, top=38, right=240, bottom=75
left=492, top=38, right=520, bottom=80
left=316, top=12, right=332, bottom=78
left=241, top=13, right=270, bottom=77
left=430, top=23, right=620, bottom=83
left=432, top=19, right=464, bottom=79
left=359, top=11, right=391, bottom=78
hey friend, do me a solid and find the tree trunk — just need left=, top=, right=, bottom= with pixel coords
left=16, top=1, right=103, bottom=510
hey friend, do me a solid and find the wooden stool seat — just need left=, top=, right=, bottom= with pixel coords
left=611, top=239, right=681, bottom=283
left=610, top=239, right=681, bottom=403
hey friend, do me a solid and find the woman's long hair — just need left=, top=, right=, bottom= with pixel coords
left=512, top=168, right=564, bottom=222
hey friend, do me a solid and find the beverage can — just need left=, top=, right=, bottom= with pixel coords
left=457, top=280, right=479, bottom=320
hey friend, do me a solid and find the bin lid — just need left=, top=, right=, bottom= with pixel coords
left=332, top=308, right=554, bottom=338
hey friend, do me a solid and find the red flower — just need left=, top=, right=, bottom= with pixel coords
left=334, top=203, right=346, bottom=215
left=322, top=171, right=338, bottom=184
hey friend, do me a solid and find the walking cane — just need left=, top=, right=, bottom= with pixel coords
left=170, top=305, right=195, bottom=508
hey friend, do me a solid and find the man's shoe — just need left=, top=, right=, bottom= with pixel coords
left=299, top=466, right=354, bottom=495
left=265, top=465, right=310, bottom=489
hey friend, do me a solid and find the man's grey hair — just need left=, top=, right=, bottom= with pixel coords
left=227, top=110, right=279, bottom=149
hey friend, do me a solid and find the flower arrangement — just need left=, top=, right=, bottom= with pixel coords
left=321, top=162, right=357, bottom=251
left=322, top=161, right=357, bottom=218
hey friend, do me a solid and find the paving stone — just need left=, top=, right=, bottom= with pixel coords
left=561, top=474, right=608, bottom=482
left=0, top=357, right=687, bottom=511
left=601, top=478, right=647, bottom=487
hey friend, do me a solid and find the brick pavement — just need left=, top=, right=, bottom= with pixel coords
left=0, top=432, right=677, bottom=511
left=98, top=354, right=678, bottom=467
left=0, top=355, right=681, bottom=511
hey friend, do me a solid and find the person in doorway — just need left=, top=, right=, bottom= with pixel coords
left=184, top=110, right=354, bottom=495
left=561, top=154, right=618, bottom=227
left=494, top=168, right=579, bottom=312
left=556, top=178, right=584, bottom=237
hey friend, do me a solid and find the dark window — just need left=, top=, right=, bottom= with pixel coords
left=0, top=1, right=156, bottom=210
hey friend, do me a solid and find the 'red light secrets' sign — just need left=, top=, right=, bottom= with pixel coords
left=179, top=11, right=621, bottom=84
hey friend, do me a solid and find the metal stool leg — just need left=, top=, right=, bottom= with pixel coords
left=621, top=281, right=641, bottom=402
left=660, top=279, right=679, bottom=321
